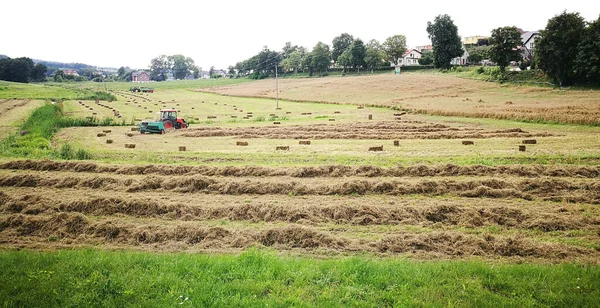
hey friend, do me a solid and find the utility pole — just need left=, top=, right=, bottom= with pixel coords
left=275, top=64, right=279, bottom=110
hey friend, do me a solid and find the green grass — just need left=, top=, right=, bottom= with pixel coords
left=0, top=81, right=78, bottom=100
left=0, top=248, right=597, bottom=307
left=0, top=103, right=94, bottom=159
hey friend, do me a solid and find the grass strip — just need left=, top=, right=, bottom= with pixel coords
left=0, top=248, right=598, bottom=307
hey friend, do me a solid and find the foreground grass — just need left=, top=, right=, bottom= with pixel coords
left=0, top=249, right=597, bottom=307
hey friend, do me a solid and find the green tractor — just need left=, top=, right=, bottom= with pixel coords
left=139, top=109, right=188, bottom=134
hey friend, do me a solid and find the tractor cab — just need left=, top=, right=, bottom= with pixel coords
left=158, top=109, right=188, bottom=129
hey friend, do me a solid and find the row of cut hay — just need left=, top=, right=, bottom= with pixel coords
left=414, top=108, right=600, bottom=126
left=0, top=173, right=598, bottom=203
left=3, top=160, right=599, bottom=178
left=0, top=213, right=595, bottom=261
left=1, top=191, right=594, bottom=232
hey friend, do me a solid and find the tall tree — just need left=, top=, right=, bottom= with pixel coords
left=149, top=55, right=172, bottom=81
left=364, top=39, right=386, bottom=72
left=575, top=15, right=600, bottom=83
left=337, top=50, right=352, bottom=73
left=426, top=14, right=463, bottom=69
left=466, top=46, right=491, bottom=65
left=489, top=26, right=523, bottom=72
left=332, top=33, right=354, bottom=63
left=418, top=50, right=434, bottom=65
left=536, top=11, right=586, bottom=86
left=31, top=63, right=47, bottom=82
left=349, top=39, right=366, bottom=71
left=310, top=42, right=331, bottom=74
left=382, top=35, right=407, bottom=66
left=282, top=42, right=298, bottom=59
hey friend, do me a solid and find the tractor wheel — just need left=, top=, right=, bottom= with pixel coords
left=140, top=130, right=145, bottom=134
left=175, top=122, right=181, bottom=129
left=163, top=120, right=173, bottom=129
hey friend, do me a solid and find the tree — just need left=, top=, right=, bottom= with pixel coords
left=575, top=15, right=600, bottom=82
left=337, top=50, right=352, bottom=73
left=282, top=49, right=305, bottom=73
left=310, top=42, right=331, bottom=74
left=117, top=66, right=126, bottom=77
left=364, top=39, right=386, bottom=72
left=149, top=55, right=172, bottom=81
left=382, top=35, right=407, bottom=65
left=282, top=42, right=298, bottom=59
left=0, top=57, right=36, bottom=83
left=466, top=46, right=491, bottom=65
left=332, top=33, right=354, bottom=63
left=489, top=26, right=523, bottom=72
left=349, top=39, right=366, bottom=71
left=426, top=14, right=463, bottom=69
left=32, top=63, right=47, bottom=82
left=536, top=11, right=586, bottom=86
left=418, top=50, right=434, bottom=65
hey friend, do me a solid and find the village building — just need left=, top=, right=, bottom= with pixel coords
left=132, top=71, right=151, bottom=82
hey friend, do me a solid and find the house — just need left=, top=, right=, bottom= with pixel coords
left=521, top=31, right=540, bottom=62
left=415, top=45, right=433, bottom=53
left=63, top=69, right=79, bottom=76
left=462, top=36, right=488, bottom=48
left=398, top=49, right=422, bottom=66
left=132, top=71, right=151, bottom=82
left=451, top=44, right=470, bottom=66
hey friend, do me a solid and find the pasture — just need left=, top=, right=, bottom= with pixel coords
left=0, top=73, right=599, bottom=306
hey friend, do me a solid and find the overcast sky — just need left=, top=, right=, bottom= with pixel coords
left=2, top=0, right=599, bottom=71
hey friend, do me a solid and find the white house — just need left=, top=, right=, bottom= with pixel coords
left=451, top=44, right=469, bottom=66
left=521, top=31, right=540, bottom=61
left=398, top=49, right=422, bottom=66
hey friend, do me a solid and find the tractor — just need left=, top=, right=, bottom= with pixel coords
left=139, top=109, right=188, bottom=134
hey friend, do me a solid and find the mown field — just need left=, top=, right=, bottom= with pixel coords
left=0, top=73, right=599, bottom=306
left=201, top=73, right=600, bottom=126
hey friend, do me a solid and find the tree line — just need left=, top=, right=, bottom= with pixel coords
left=232, top=34, right=413, bottom=79
left=148, top=55, right=200, bottom=81
left=0, top=57, right=47, bottom=83
left=426, top=12, right=600, bottom=86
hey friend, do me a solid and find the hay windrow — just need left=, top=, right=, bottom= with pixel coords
left=0, top=214, right=596, bottom=261
left=2, top=160, right=598, bottom=178
left=179, top=122, right=556, bottom=140
left=0, top=172, right=597, bottom=203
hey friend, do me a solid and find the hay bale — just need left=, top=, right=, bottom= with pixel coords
left=299, top=140, right=311, bottom=145
left=393, top=140, right=399, bottom=146
left=194, top=117, right=199, bottom=121
left=276, top=146, right=289, bottom=151
left=368, top=146, right=383, bottom=152
left=106, top=139, right=113, bottom=144
left=273, top=121, right=281, bottom=124
left=231, top=115, right=237, bottom=118
left=462, top=141, right=474, bottom=145
left=131, top=127, right=138, bottom=131
left=328, top=118, right=335, bottom=121
left=135, top=118, right=142, bottom=121
left=247, top=112, right=253, bottom=115
left=97, top=133, right=106, bottom=137
left=125, top=144, right=136, bottom=149
left=523, top=139, right=537, bottom=144
left=334, top=111, right=341, bottom=114
left=368, top=114, right=373, bottom=120
left=519, top=145, right=526, bottom=152
left=93, top=113, right=97, bottom=115
left=269, top=113, right=276, bottom=116
left=126, top=133, right=134, bottom=137
left=358, top=106, right=364, bottom=109
left=178, top=146, right=186, bottom=151
left=286, top=111, right=291, bottom=114
left=103, top=130, right=112, bottom=133
left=236, top=141, right=248, bottom=146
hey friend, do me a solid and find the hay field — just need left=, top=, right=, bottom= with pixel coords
left=200, top=74, right=600, bottom=125
left=1, top=77, right=599, bottom=305
left=1, top=160, right=599, bottom=262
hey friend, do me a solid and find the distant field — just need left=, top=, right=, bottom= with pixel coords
left=201, top=73, right=600, bottom=126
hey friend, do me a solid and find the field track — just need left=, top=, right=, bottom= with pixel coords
left=1, top=160, right=598, bottom=262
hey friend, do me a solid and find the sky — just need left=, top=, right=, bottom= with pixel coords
left=1, top=0, right=599, bottom=71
